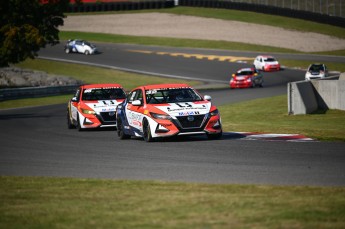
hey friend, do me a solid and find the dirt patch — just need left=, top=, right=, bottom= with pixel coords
left=61, top=12, right=345, bottom=52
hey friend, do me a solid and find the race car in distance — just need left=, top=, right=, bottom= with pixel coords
left=64, top=39, right=97, bottom=55
left=116, top=83, right=222, bottom=142
left=253, top=55, right=281, bottom=71
left=67, top=84, right=126, bottom=131
left=230, top=67, right=263, bottom=89
left=305, top=63, right=328, bottom=80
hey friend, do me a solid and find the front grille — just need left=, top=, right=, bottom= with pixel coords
left=99, top=111, right=116, bottom=124
left=175, top=114, right=206, bottom=129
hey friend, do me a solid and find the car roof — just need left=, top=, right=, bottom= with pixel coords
left=237, top=68, right=254, bottom=72
left=80, top=83, right=123, bottom=89
left=136, top=83, right=192, bottom=90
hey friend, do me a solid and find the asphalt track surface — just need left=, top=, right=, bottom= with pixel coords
left=1, top=43, right=345, bottom=186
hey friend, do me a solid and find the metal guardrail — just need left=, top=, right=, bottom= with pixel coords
left=0, top=85, right=79, bottom=101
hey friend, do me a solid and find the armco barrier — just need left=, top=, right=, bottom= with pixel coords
left=68, top=1, right=175, bottom=13
left=288, top=75, right=344, bottom=115
left=0, top=85, right=79, bottom=101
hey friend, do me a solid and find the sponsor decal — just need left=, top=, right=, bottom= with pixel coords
left=178, top=111, right=200, bottom=116
left=166, top=103, right=207, bottom=112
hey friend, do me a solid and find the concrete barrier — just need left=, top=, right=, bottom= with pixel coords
left=287, top=81, right=318, bottom=115
left=311, top=80, right=345, bottom=111
left=288, top=73, right=345, bottom=115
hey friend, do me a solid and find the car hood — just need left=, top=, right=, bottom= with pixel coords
left=234, top=75, right=251, bottom=80
left=152, top=101, right=211, bottom=117
left=84, top=100, right=124, bottom=113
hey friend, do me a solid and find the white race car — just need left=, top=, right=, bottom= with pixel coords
left=253, top=55, right=281, bottom=71
left=116, top=83, right=223, bottom=142
left=67, top=84, right=126, bottom=130
left=64, top=39, right=97, bottom=55
left=305, top=63, right=328, bottom=80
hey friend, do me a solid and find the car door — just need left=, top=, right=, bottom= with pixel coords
left=75, top=40, right=85, bottom=53
left=70, top=87, right=81, bottom=122
left=125, top=89, right=145, bottom=132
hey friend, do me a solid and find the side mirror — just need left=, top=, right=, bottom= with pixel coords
left=204, top=95, right=212, bottom=101
left=132, top=100, right=142, bottom=106
left=71, top=97, right=78, bottom=102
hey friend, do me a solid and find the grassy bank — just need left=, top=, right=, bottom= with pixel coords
left=1, top=176, right=345, bottom=229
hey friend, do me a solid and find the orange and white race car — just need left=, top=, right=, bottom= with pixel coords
left=67, top=84, right=126, bottom=130
left=116, top=83, right=222, bottom=142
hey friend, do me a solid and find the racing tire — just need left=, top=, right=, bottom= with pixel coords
left=117, top=118, right=130, bottom=140
left=67, top=111, right=75, bottom=129
left=65, top=48, right=70, bottom=54
left=84, top=50, right=90, bottom=55
left=143, top=119, right=154, bottom=142
left=77, top=115, right=84, bottom=132
left=207, top=131, right=222, bottom=140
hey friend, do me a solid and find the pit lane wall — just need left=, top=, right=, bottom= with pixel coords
left=288, top=73, right=345, bottom=115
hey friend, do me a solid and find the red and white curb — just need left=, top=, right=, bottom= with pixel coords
left=224, top=132, right=315, bottom=142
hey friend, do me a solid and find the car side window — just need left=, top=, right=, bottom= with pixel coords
left=128, top=89, right=142, bottom=103
left=128, top=91, right=137, bottom=103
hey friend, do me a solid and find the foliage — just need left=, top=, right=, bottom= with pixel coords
left=0, top=0, right=69, bottom=67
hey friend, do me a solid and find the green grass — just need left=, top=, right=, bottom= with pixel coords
left=219, top=95, right=345, bottom=142
left=1, top=176, right=345, bottom=229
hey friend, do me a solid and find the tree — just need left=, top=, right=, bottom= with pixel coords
left=0, top=0, right=69, bottom=67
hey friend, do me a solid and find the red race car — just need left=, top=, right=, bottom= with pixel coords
left=230, top=68, right=264, bottom=89
left=116, top=83, right=222, bottom=142
left=67, top=83, right=126, bottom=130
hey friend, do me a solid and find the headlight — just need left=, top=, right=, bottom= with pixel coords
left=81, top=108, right=96, bottom=115
left=150, top=112, right=171, bottom=120
left=210, top=109, right=219, bottom=116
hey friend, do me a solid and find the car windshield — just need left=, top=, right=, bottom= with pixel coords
left=145, top=88, right=203, bottom=104
left=309, top=64, right=324, bottom=72
left=265, top=57, right=276, bottom=62
left=82, top=88, right=126, bottom=101
left=236, top=70, right=254, bottom=76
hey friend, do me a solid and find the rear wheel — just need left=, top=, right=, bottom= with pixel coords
left=65, top=48, right=70, bottom=54
left=117, top=118, right=130, bottom=140
left=143, top=119, right=153, bottom=142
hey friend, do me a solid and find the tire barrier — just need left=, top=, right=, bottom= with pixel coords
left=178, top=0, right=345, bottom=28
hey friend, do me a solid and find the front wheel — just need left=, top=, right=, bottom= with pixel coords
left=77, top=115, right=84, bottom=131
left=207, top=131, right=222, bottom=140
left=117, top=118, right=130, bottom=140
left=143, top=120, right=154, bottom=142
left=67, top=111, right=75, bottom=129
